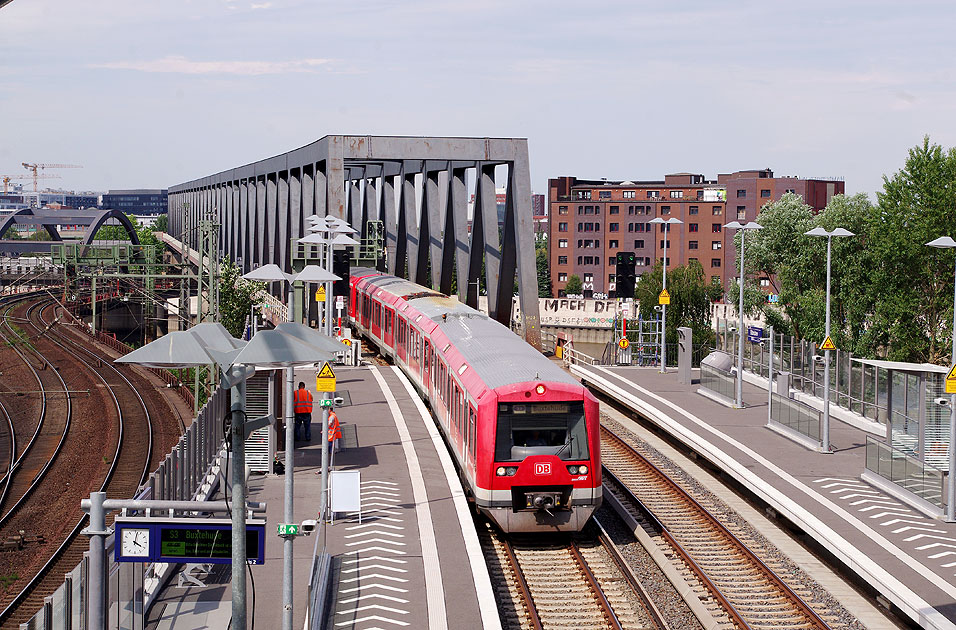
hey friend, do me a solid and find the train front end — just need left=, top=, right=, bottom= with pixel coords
left=479, top=382, right=602, bottom=533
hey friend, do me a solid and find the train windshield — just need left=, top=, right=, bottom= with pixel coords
left=494, top=401, right=589, bottom=462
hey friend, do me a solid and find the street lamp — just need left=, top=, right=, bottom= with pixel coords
left=242, top=264, right=338, bottom=630
left=724, top=221, right=763, bottom=408
left=649, top=217, right=683, bottom=372
left=927, top=235, right=956, bottom=521
left=805, top=226, right=855, bottom=453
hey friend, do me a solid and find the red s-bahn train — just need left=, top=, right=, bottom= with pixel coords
left=349, top=268, right=602, bottom=532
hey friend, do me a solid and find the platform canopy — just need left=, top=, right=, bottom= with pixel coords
left=0, top=208, right=140, bottom=255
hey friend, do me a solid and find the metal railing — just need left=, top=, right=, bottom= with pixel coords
left=865, top=436, right=947, bottom=510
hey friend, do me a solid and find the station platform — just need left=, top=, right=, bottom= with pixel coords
left=572, top=363, right=956, bottom=630
left=146, top=363, right=498, bottom=630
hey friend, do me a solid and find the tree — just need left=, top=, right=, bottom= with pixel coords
left=154, top=214, right=168, bottom=233
left=564, top=274, right=583, bottom=296
left=218, top=259, right=266, bottom=338
left=869, top=136, right=956, bottom=363
left=634, top=260, right=722, bottom=347
left=536, top=245, right=552, bottom=297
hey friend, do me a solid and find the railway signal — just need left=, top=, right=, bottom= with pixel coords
left=615, top=252, right=636, bottom=299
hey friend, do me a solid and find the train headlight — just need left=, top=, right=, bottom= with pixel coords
left=496, top=467, right=506, bottom=476
left=566, top=465, right=588, bottom=475
left=496, top=466, right=518, bottom=476
left=535, top=384, right=546, bottom=395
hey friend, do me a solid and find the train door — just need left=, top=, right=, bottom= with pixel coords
left=397, top=318, right=406, bottom=362
left=349, top=284, right=357, bottom=319
left=467, top=404, right=477, bottom=469
left=423, top=340, right=431, bottom=393
left=371, top=301, right=381, bottom=339
left=384, top=308, right=394, bottom=349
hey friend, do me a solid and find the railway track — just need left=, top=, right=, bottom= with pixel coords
left=0, top=295, right=154, bottom=627
left=479, top=516, right=663, bottom=630
left=600, top=424, right=834, bottom=630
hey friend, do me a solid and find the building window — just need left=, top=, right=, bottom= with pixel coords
left=609, top=274, right=616, bottom=283
left=558, top=222, right=568, bottom=232
left=577, top=206, right=583, bottom=215
left=661, top=206, right=671, bottom=215
left=577, top=223, right=583, bottom=232
left=634, top=240, right=644, bottom=248
left=785, top=188, right=795, bottom=193
left=712, top=275, right=720, bottom=284
left=670, top=190, right=683, bottom=199
left=609, top=223, right=619, bottom=232
left=577, top=256, right=583, bottom=264
left=712, top=224, right=722, bottom=233
left=737, top=206, right=746, bottom=220
left=689, top=240, right=698, bottom=250
left=689, top=205, right=699, bottom=215
left=576, top=190, right=591, bottom=200
left=599, top=190, right=611, bottom=199
left=623, top=191, right=636, bottom=199
left=647, top=190, right=660, bottom=198
left=558, top=256, right=567, bottom=265
left=609, top=259, right=616, bottom=267
left=583, top=256, right=592, bottom=265
left=736, top=189, right=746, bottom=198
left=697, top=190, right=704, bottom=200
left=760, top=278, right=770, bottom=287
left=712, top=206, right=722, bottom=215
left=558, top=273, right=567, bottom=282
left=558, top=205, right=569, bottom=214
left=558, top=239, right=568, bottom=248
left=712, top=241, right=721, bottom=250
left=609, top=239, right=618, bottom=248
left=760, top=190, right=770, bottom=198
left=610, top=205, right=619, bottom=214
left=689, top=223, right=698, bottom=232
left=583, top=273, right=593, bottom=283
left=711, top=258, right=721, bottom=268
left=689, top=257, right=698, bottom=264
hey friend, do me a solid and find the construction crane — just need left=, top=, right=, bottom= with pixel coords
left=2, top=174, right=60, bottom=194
left=21, top=162, right=82, bottom=192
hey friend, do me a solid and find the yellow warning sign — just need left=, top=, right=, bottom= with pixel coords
left=315, top=286, right=327, bottom=302
left=820, top=336, right=836, bottom=351
left=946, top=364, right=956, bottom=395
left=316, top=361, right=336, bottom=392
left=342, top=338, right=352, bottom=347
left=618, top=338, right=629, bottom=350
left=658, top=289, right=670, bottom=305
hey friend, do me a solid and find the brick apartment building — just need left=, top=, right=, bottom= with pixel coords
left=547, top=169, right=843, bottom=298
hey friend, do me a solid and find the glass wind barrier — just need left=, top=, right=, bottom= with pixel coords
left=700, top=362, right=735, bottom=401
left=866, top=436, right=946, bottom=509
left=770, top=392, right=821, bottom=442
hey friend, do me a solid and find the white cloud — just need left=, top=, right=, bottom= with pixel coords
left=250, top=2, right=273, bottom=8
left=91, top=56, right=332, bottom=75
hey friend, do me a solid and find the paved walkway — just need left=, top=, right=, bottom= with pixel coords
left=572, top=363, right=956, bottom=630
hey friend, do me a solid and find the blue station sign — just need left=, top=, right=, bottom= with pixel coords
left=747, top=326, right=764, bottom=343
left=114, top=517, right=266, bottom=564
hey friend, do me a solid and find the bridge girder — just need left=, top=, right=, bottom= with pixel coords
left=168, top=135, right=541, bottom=348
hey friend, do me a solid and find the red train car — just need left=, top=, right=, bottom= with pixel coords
left=349, top=268, right=601, bottom=532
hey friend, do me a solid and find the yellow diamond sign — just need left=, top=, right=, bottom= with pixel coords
left=315, top=286, right=327, bottom=302
left=946, top=364, right=956, bottom=395
left=820, top=336, right=836, bottom=351
left=658, top=289, right=670, bottom=305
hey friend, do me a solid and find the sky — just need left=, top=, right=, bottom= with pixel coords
left=2, top=0, right=955, bottom=198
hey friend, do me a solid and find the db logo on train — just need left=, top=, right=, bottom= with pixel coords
left=534, top=462, right=551, bottom=475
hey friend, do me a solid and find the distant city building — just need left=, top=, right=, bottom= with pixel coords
left=548, top=170, right=844, bottom=298
left=63, top=194, right=99, bottom=209
left=532, top=193, right=548, bottom=241
left=101, top=189, right=168, bottom=215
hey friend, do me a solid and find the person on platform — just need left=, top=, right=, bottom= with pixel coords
left=293, top=382, right=314, bottom=441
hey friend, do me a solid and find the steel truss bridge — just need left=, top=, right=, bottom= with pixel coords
left=167, top=135, right=541, bottom=347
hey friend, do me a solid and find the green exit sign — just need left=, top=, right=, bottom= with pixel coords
left=277, top=523, right=299, bottom=536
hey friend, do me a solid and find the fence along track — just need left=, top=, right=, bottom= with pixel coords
left=600, top=425, right=832, bottom=630
left=0, top=295, right=153, bottom=627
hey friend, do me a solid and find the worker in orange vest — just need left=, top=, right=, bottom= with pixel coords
left=328, top=410, right=341, bottom=449
left=293, top=382, right=314, bottom=441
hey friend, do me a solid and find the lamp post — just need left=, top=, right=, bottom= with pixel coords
left=927, top=236, right=956, bottom=522
left=242, top=264, right=338, bottom=630
left=805, top=226, right=855, bottom=453
left=724, top=221, right=762, bottom=408
left=649, top=217, right=683, bottom=372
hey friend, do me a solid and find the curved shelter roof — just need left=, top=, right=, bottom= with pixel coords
left=0, top=208, right=140, bottom=256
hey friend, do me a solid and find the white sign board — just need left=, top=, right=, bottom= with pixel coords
left=330, top=470, right=361, bottom=515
